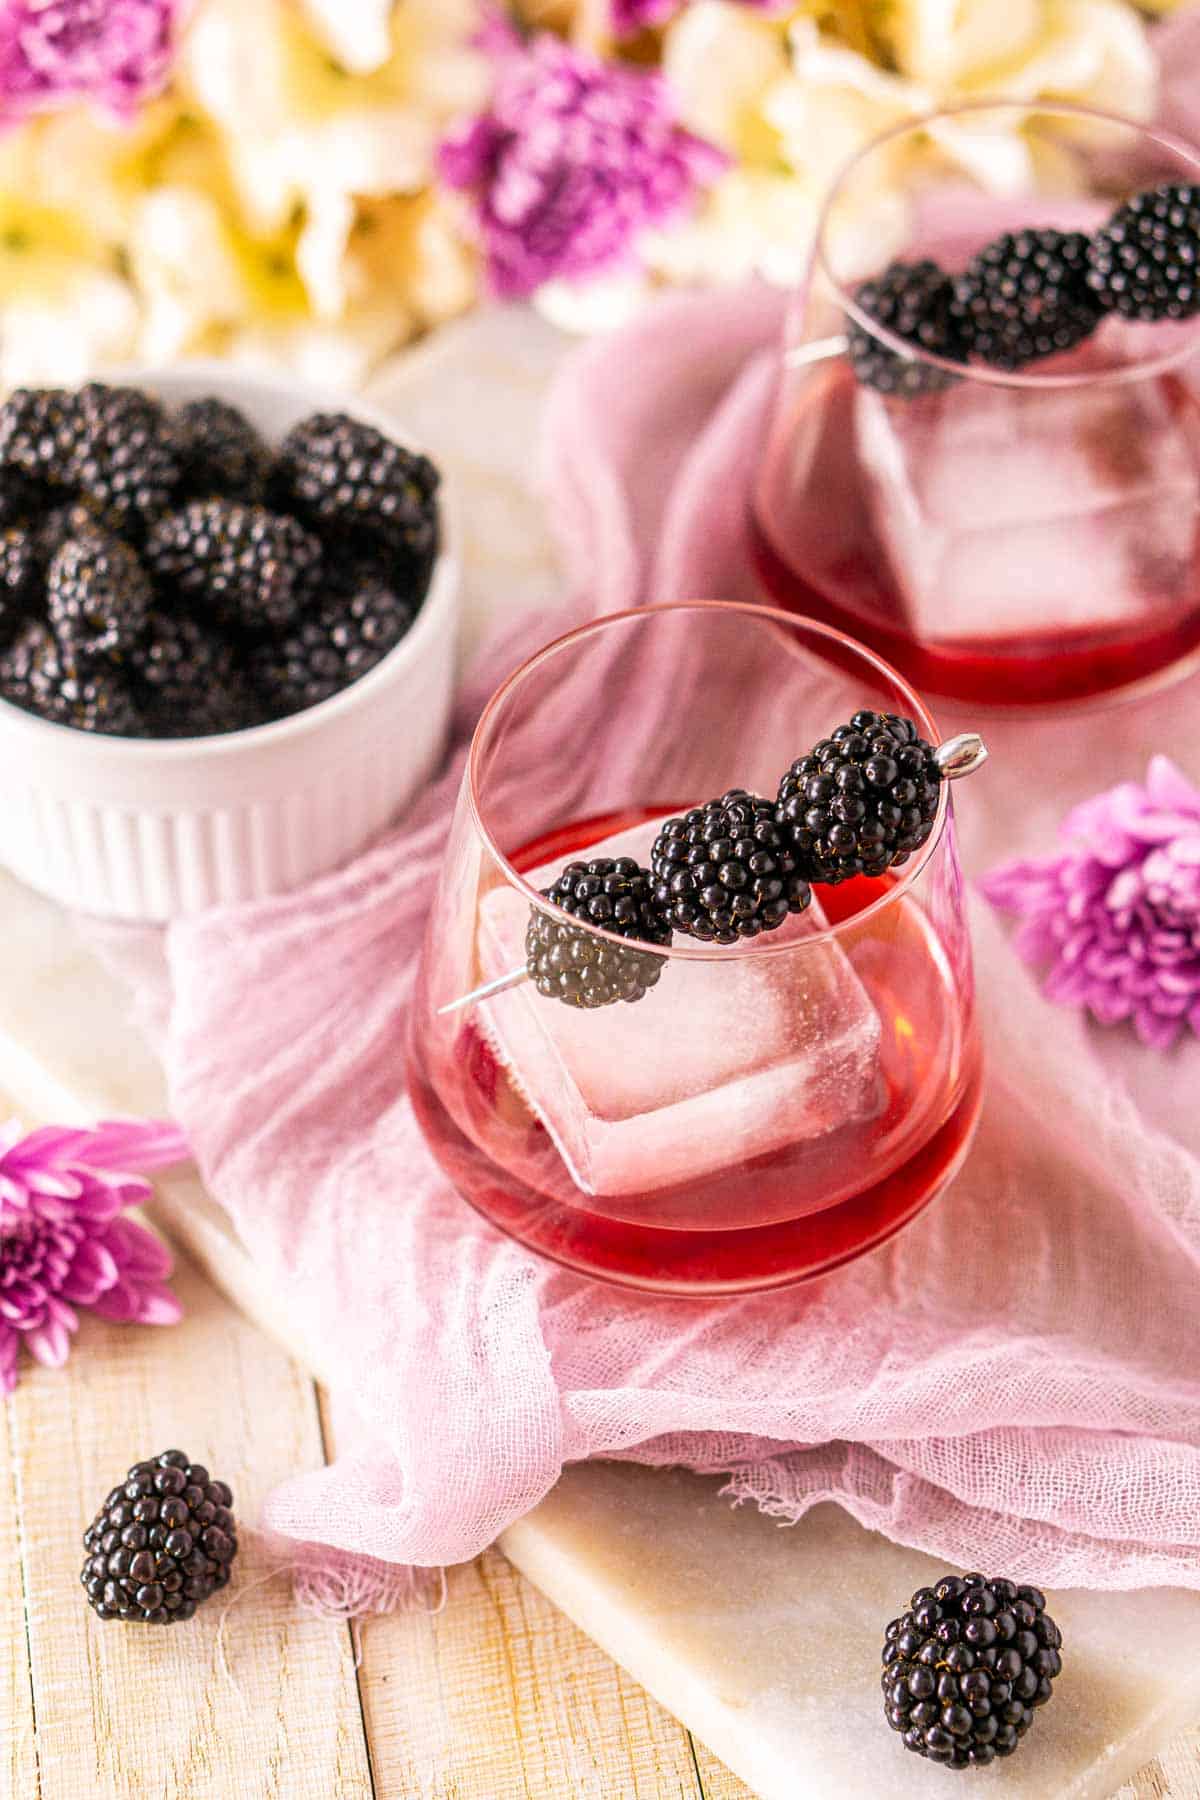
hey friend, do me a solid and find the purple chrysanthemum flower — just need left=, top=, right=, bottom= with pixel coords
left=0, top=0, right=183, bottom=124
left=0, top=1117, right=189, bottom=1391
left=437, top=30, right=726, bottom=299
left=982, top=756, right=1200, bottom=1050
left=609, top=0, right=789, bottom=36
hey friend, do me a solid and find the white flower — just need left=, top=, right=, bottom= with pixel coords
left=652, top=0, right=1158, bottom=294
left=296, top=0, right=395, bottom=75
left=127, top=185, right=246, bottom=363
left=662, top=2, right=787, bottom=154
left=0, top=201, right=139, bottom=387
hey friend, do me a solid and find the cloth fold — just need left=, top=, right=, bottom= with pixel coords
left=157, top=282, right=1200, bottom=1593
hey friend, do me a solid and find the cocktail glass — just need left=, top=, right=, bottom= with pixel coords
left=752, top=103, right=1200, bottom=710
left=408, top=602, right=982, bottom=1294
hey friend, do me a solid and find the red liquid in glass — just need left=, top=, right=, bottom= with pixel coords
left=751, top=361, right=1200, bottom=709
left=409, top=809, right=981, bottom=1294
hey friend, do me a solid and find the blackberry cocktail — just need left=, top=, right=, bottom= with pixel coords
left=753, top=105, right=1200, bottom=710
left=408, top=604, right=985, bottom=1294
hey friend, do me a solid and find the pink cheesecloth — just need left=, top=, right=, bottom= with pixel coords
left=144, top=272, right=1200, bottom=1601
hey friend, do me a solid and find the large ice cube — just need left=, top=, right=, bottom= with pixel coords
left=475, top=822, right=882, bottom=1197
left=857, top=379, right=1200, bottom=642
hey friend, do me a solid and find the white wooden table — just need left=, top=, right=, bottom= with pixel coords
left=4, top=1230, right=1200, bottom=1798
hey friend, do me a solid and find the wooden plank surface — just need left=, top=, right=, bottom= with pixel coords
left=2, top=1113, right=1200, bottom=1797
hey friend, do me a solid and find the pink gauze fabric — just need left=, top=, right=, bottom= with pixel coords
left=154, top=276, right=1200, bottom=1595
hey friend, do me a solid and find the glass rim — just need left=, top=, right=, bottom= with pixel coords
left=817, top=99, right=1200, bottom=394
left=466, top=600, right=953, bottom=963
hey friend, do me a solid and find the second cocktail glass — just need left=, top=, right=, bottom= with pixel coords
left=752, top=103, right=1200, bottom=710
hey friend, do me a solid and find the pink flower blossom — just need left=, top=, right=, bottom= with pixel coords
left=982, top=756, right=1200, bottom=1050
left=0, top=0, right=183, bottom=124
left=0, top=1118, right=189, bottom=1391
left=437, top=30, right=726, bottom=299
left=609, top=0, right=789, bottom=37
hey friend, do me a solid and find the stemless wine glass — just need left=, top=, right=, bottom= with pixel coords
left=752, top=103, right=1200, bottom=711
left=408, top=602, right=982, bottom=1295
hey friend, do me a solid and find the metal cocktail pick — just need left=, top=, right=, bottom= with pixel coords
left=437, top=732, right=989, bottom=1018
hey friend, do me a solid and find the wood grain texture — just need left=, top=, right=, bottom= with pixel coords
left=2, top=1253, right=372, bottom=1800
left=3, top=1073, right=1200, bottom=1799
left=356, top=1549, right=707, bottom=1800
left=1, top=1388, right=40, bottom=1800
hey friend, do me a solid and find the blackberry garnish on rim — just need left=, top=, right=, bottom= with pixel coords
left=650, top=791, right=811, bottom=944
left=526, top=857, right=672, bottom=1010
left=848, top=260, right=967, bottom=396
left=882, top=1573, right=1063, bottom=1768
left=1087, top=183, right=1200, bottom=322
left=777, top=712, right=945, bottom=886
left=950, top=229, right=1100, bottom=371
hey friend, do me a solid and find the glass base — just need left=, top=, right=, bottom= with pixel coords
left=410, top=1060, right=984, bottom=1296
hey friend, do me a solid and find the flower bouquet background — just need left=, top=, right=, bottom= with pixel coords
left=0, top=0, right=1194, bottom=393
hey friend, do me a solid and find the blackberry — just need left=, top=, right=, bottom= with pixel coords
left=950, top=229, right=1100, bottom=370
left=1087, top=182, right=1200, bottom=322
left=276, top=412, right=439, bottom=564
left=0, top=387, right=84, bottom=493
left=47, top=524, right=152, bottom=662
left=882, top=1573, right=1063, bottom=1769
left=527, top=858, right=672, bottom=1009
left=36, top=500, right=102, bottom=567
left=0, top=527, right=38, bottom=642
left=0, top=621, right=141, bottom=734
left=81, top=1449, right=238, bottom=1624
left=0, top=472, right=47, bottom=529
left=650, top=791, right=811, bottom=944
left=776, top=712, right=941, bottom=886
left=174, top=397, right=272, bottom=502
left=848, top=260, right=967, bottom=395
left=251, top=566, right=415, bottom=716
left=69, top=384, right=180, bottom=537
left=145, top=500, right=322, bottom=633
left=132, top=609, right=263, bottom=738
left=0, top=384, right=180, bottom=536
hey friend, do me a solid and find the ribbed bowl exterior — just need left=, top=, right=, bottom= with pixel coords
left=0, top=368, right=459, bottom=921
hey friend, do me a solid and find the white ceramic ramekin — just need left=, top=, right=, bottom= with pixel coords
left=0, top=365, right=458, bottom=921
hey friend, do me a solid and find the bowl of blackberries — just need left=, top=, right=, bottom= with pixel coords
left=0, top=368, right=457, bottom=920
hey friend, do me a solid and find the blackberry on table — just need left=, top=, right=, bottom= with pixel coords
left=776, top=712, right=942, bottom=886
left=950, top=229, right=1100, bottom=370
left=848, top=259, right=968, bottom=396
left=69, top=383, right=180, bottom=537
left=47, top=524, right=153, bottom=662
left=145, top=500, right=322, bottom=633
left=0, top=620, right=142, bottom=734
left=1087, top=182, right=1200, bottom=322
left=131, top=608, right=262, bottom=738
left=650, top=791, right=811, bottom=944
left=251, top=565, right=414, bottom=715
left=174, top=397, right=272, bottom=503
left=82, top=1449, right=238, bottom=1624
left=276, top=412, right=439, bottom=563
left=882, top=1573, right=1063, bottom=1769
left=527, top=858, right=672, bottom=1009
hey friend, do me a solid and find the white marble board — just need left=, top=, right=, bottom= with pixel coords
left=2, top=308, right=1199, bottom=1800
